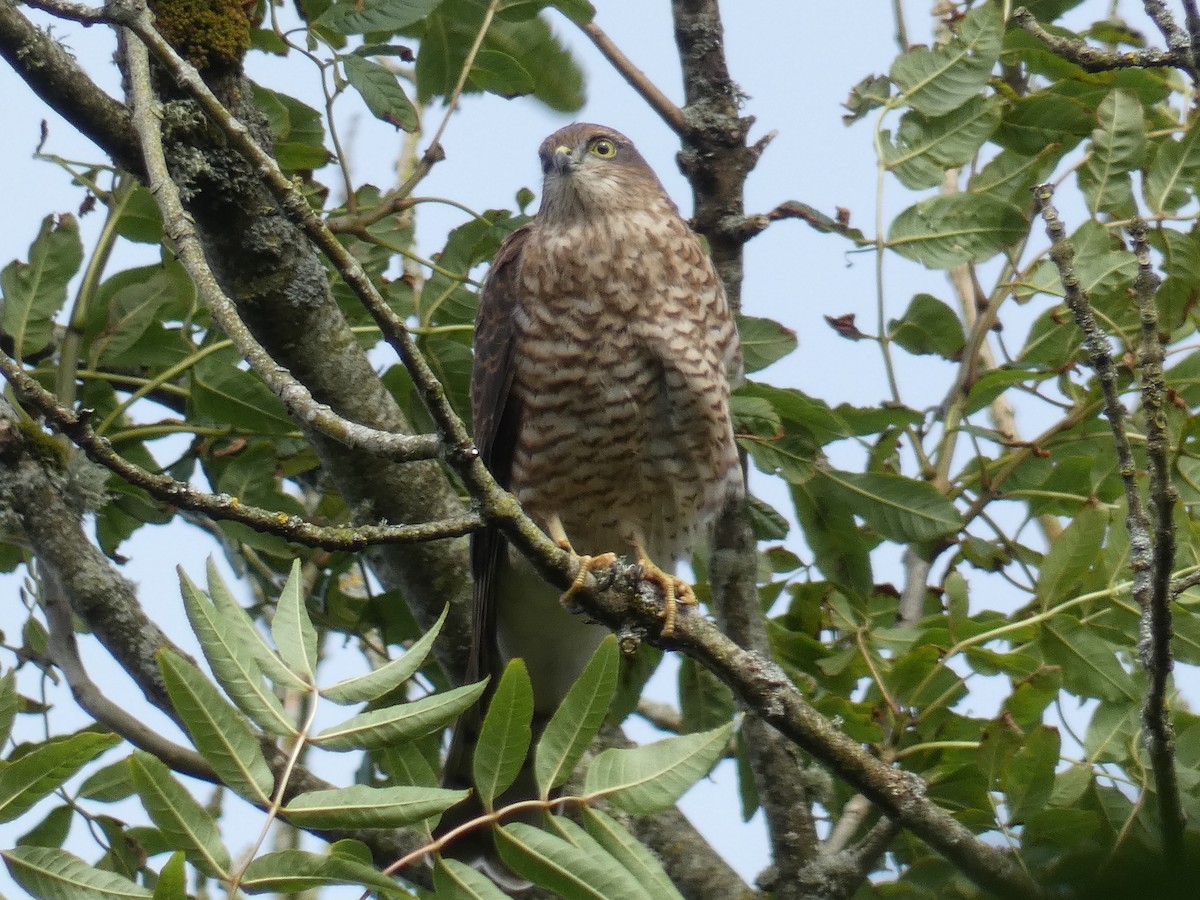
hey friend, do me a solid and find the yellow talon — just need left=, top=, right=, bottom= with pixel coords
left=560, top=550, right=619, bottom=606
left=635, top=547, right=694, bottom=637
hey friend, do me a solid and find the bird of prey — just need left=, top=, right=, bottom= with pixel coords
left=444, top=122, right=743, bottom=871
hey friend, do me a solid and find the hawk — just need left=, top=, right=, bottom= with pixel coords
left=445, top=122, right=743, bottom=866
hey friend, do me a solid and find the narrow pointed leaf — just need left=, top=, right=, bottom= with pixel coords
left=434, top=857, right=510, bottom=899
left=318, top=0, right=444, bottom=33
left=535, top=635, right=619, bottom=797
left=322, top=604, right=449, bottom=705
left=3, top=846, right=151, bottom=899
left=342, top=55, right=419, bottom=130
left=283, top=784, right=467, bottom=829
left=817, top=469, right=961, bottom=542
left=179, top=568, right=294, bottom=736
left=158, top=649, right=274, bottom=803
left=152, top=852, right=187, bottom=900
left=0, top=669, right=17, bottom=747
left=552, top=815, right=662, bottom=900
left=0, top=732, right=121, bottom=823
left=129, top=751, right=231, bottom=878
left=495, top=821, right=651, bottom=900
left=313, top=681, right=487, bottom=751
left=580, top=808, right=683, bottom=900
left=240, top=849, right=403, bottom=894
left=583, top=721, right=733, bottom=814
left=271, top=559, right=319, bottom=682
left=206, top=559, right=308, bottom=691
left=474, top=659, right=533, bottom=809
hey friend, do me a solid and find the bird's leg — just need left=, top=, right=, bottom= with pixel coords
left=634, top=544, right=695, bottom=638
left=547, top=515, right=617, bottom=606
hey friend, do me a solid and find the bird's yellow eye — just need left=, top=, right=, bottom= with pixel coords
left=588, top=138, right=618, bottom=159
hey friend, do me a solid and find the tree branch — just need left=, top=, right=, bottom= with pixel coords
left=1012, top=7, right=1187, bottom=74
left=578, top=19, right=688, bottom=135
left=0, top=0, right=141, bottom=172
left=668, top=1, right=819, bottom=891
left=1, top=348, right=480, bottom=549
left=1129, top=217, right=1183, bottom=862
left=1034, top=186, right=1182, bottom=863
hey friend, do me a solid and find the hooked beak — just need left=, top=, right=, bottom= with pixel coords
left=547, top=144, right=574, bottom=176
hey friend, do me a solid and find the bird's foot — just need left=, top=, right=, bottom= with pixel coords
left=558, top=540, right=618, bottom=608
left=635, top=551, right=694, bottom=638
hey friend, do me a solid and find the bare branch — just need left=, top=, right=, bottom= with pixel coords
left=578, top=20, right=689, bottom=135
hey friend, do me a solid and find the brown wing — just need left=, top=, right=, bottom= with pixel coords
left=467, top=224, right=532, bottom=686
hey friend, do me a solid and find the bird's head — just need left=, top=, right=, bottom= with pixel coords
left=535, top=123, right=671, bottom=220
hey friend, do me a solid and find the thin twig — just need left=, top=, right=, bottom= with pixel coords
left=421, top=0, right=500, bottom=162
left=23, top=0, right=107, bottom=23
left=579, top=20, right=689, bottom=135
left=1128, top=217, right=1183, bottom=862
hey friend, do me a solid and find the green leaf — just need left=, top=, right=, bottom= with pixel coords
left=78, top=758, right=136, bottom=802
left=178, top=568, right=294, bottom=736
left=0, top=731, right=120, bottom=823
left=271, top=559, right=319, bottom=682
left=1079, top=89, right=1145, bottom=215
left=816, top=469, right=961, bottom=542
left=1002, top=725, right=1060, bottom=823
left=495, top=821, right=653, bottom=900
left=17, top=804, right=72, bottom=849
left=3, top=847, right=151, bottom=899
left=737, top=315, right=798, bottom=373
left=579, top=808, right=683, bottom=900
left=129, top=751, right=231, bottom=878
left=969, top=147, right=1059, bottom=205
left=240, top=849, right=403, bottom=894
left=284, top=783, right=467, bottom=829
left=342, top=55, right=419, bottom=130
left=889, top=2, right=1001, bottom=117
left=888, top=292, right=966, bottom=359
left=1039, top=619, right=1137, bottom=702
left=535, top=635, right=619, bottom=797
left=0, top=669, right=16, bottom=747
left=791, top=478, right=873, bottom=598
left=882, top=95, right=1003, bottom=190
left=319, top=0, right=444, bottom=33
left=887, top=193, right=1027, bottom=269
left=313, top=680, right=488, bottom=750
left=92, top=262, right=194, bottom=363
left=322, top=604, right=448, bottom=704
left=995, top=91, right=1092, bottom=157
left=1035, top=502, right=1108, bottom=606
left=249, top=84, right=331, bottom=171
left=157, top=649, right=274, bottom=803
left=152, top=852, right=187, bottom=900
left=205, top=559, right=308, bottom=692
left=190, top=353, right=297, bottom=435
left=469, top=49, right=535, bottom=98
left=473, top=659, right=534, bottom=809
left=434, top=857, right=511, bottom=899
left=678, top=656, right=734, bottom=734
left=1144, top=116, right=1200, bottom=213
left=583, top=721, right=733, bottom=814
left=0, top=214, right=83, bottom=359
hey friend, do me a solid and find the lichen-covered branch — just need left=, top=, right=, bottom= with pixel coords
left=1013, top=7, right=1186, bottom=73
left=1034, top=187, right=1182, bottom=862
left=669, top=0, right=818, bottom=889
left=1129, top=217, right=1183, bottom=861
left=1, top=348, right=480, bottom=549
